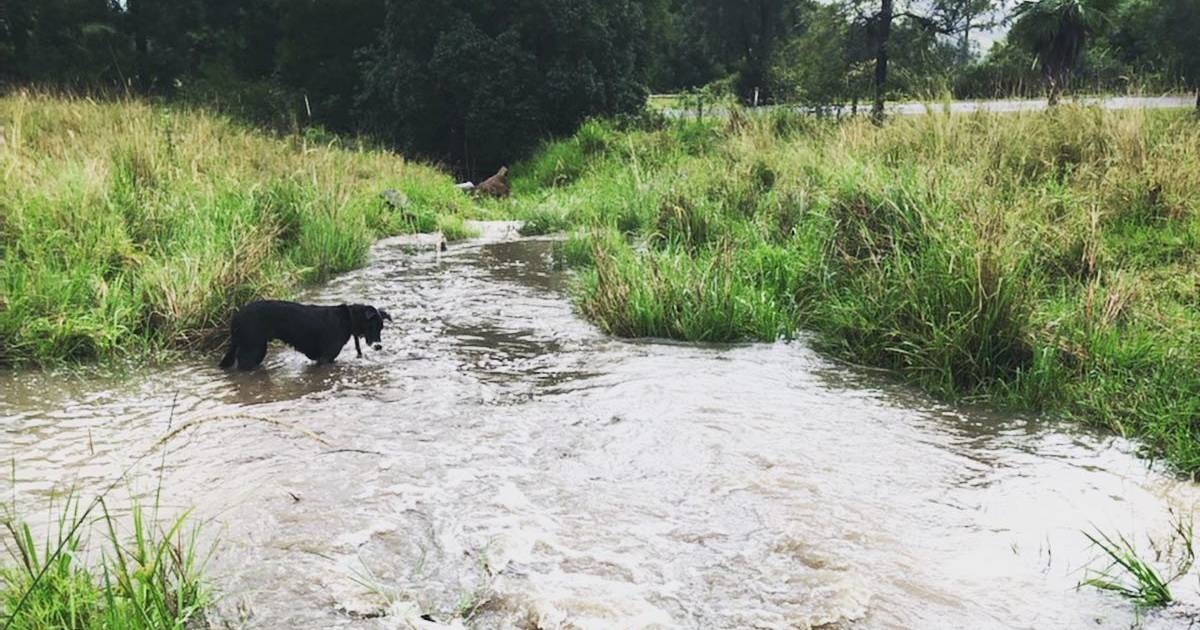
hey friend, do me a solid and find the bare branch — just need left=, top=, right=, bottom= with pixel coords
left=895, top=11, right=956, bottom=34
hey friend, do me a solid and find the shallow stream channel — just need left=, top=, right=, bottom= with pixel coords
left=4, top=222, right=1200, bottom=629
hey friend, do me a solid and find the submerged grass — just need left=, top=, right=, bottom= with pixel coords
left=0, top=493, right=210, bottom=629
left=1082, top=511, right=1195, bottom=608
left=0, top=92, right=475, bottom=365
left=1083, top=529, right=1176, bottom=608
left=512, top=107, right=1200, bottom=473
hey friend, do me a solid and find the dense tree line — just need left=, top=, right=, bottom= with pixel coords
left=649, top=0, right=1196, bottom=115
left=0, top=0, right=1195, bottom=173
left=0, top=0, right=647, bottom=175
left=359, top=0, right=649, bottom=176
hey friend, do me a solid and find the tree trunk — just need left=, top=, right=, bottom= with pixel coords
left=753, top=0, right=771, bottom=104
left=959, top=16, right=972, bottom=65
left=1046, top=72, right=1060, bottom=107
left=129, top=0, right=148, bottom=89
left=871, top=0, right=893, bottom=124
left=1195, top=88, right=1199, bottom=112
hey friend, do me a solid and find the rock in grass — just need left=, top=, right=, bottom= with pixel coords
left=475, top=166, right=510, bottom=198
left=380, top=188, right=410, bottom=209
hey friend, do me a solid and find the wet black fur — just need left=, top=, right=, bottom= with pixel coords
left=218, top=300, right=392, bottom=370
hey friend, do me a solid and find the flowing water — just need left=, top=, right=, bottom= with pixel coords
left=3, top=222, right=1200, bottom=629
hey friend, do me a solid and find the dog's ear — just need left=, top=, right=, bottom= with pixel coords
left=365, top=306, right=379, bottom=320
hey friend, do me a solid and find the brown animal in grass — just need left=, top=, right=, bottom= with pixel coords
left=475, top=166, right=510, bottom=198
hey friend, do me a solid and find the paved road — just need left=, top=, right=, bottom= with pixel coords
left=664, top=94, right=1197, bottom=118
left=890, top=94, right=1195, bottom=114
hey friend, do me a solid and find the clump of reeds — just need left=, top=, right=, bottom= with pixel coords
left=0, top=492, right=210, bottom=629
left=1082, top=510, right=1195, bottom=609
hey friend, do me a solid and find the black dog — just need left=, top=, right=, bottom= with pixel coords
left=218, top=300, right=392, bottom=370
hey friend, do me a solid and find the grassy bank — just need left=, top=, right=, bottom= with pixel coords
left=1, top=495, right=209, bottom=628
left=512, top=108, right=1200, bottom=473
left=0, top=92, right=475, bottom=364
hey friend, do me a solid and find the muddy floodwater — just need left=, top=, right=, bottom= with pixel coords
left=4, top=222, right=1200, bottom=629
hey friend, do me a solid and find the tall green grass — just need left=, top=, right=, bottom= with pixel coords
left=0, top=92, right=474, bottom=364
left=512, top=107, right=1200, bottom=473
left=1, top=493, right=210, bottom=629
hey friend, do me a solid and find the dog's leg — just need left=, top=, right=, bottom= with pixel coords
left=354, top=335, right=362, bottom=358
left=238, top=342, right=268, bottom=371
left=219, top=339, right=238, bottom=369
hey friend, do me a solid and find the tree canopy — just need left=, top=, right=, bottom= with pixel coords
left=358, top=0, right=649, bottom=176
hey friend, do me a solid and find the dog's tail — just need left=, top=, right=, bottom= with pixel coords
left=218, top=339, right=237, bottom=369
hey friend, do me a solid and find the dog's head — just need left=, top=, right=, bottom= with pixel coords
left=348, top=304, right=393, bottom=350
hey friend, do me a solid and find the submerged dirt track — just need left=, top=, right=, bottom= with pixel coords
left=4, top=223, right=1200, bottom=629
